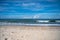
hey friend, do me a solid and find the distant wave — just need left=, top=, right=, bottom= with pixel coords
left=0, top=22, right=60, bottom=27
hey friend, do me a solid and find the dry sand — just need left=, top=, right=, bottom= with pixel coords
left=0, top=26, right=60, bottom=40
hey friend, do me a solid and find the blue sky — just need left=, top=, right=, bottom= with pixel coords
left=0, top=0, right=60, bottom=19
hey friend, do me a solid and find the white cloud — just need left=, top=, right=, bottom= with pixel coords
left=33, top=14, right=40, bottom=18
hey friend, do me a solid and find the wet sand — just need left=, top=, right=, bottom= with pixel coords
left=0, top=26, right=60, bottom=40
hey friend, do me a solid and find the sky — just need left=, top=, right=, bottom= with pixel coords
left=0, top=0, right=60, bottom=19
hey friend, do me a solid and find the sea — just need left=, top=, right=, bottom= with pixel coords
left=0, top=19, right=60, bottom=26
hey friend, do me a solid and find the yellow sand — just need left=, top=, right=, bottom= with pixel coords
left=0, top=26, right=60, bottom=40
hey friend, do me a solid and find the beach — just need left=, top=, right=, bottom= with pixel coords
left=0, top=26, right=60, bottom=40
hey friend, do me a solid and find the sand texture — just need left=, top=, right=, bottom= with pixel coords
left=0, top=26, right=60, bottom=40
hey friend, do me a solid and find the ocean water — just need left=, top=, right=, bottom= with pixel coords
left=0, top=19, right=60, bottom=26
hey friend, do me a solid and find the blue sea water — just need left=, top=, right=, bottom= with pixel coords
left=0, top=19, right=60, bottom=26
